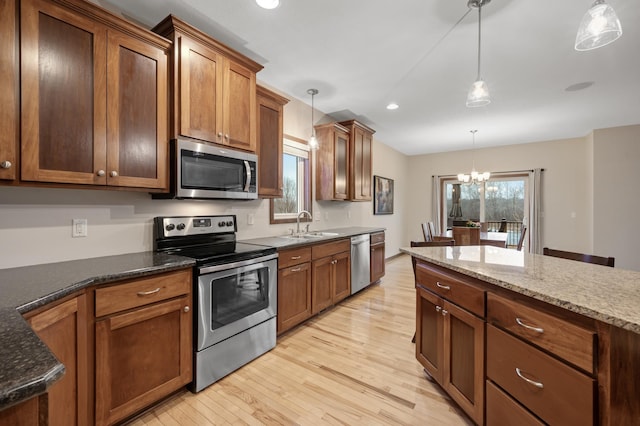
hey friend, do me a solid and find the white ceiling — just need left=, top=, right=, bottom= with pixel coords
left=102, top=0, right=640, bottom=156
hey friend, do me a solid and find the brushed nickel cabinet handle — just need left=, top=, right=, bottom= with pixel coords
left=436, top=282, right=451, bottom=291
left=137, top=287, right=161, bottom=296
left=516, top=317, right=544, bottom=333
left=291, top=267, right=302, bottom=272
left=515, top=368, right=544, bottom=389
left=291, top=256, right=302, bottom=260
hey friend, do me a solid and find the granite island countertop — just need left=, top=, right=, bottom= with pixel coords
left=240, top=226, right=385, bottom=249
left=0, top=252, right=195, bottom=412
left=400, top=245, right=640, bottom=334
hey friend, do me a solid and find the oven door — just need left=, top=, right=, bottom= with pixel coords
left=196, top=253, right=277, bottom=351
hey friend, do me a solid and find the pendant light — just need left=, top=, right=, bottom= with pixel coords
left=466, top=0, right=491, bottom=108
left=256, top=0, right=279, bottom=10
left=458, top=130, right=490, bottom=184
left=307, top=89, right=319, bottom=150
left=575, top=0, right=622, bottom=51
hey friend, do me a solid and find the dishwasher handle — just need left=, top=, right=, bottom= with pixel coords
left=351, top=234, right=370, bottom=245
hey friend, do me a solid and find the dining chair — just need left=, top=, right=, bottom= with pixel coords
left=421, top=223, right=432, bottom=241
left=452, top=226, right=480, bottom=246
left=516, top=225, right=527, bottom=251
left=542, top=247, right=615, bottom=267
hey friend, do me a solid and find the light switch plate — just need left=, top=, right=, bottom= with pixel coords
left=72, top=219, right=88, bottom=237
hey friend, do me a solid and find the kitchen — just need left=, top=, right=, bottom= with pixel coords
left=1, top=0, right=639, bottom=424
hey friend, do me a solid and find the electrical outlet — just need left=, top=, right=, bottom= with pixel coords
left=247, top=213, right=255, bottom=225
left=72, top=219, right=88, bottom=238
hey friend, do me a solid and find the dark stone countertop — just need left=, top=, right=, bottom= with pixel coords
left=240, top=226, right=385, bottom=249
left=0, top=252, right=195, bottom=412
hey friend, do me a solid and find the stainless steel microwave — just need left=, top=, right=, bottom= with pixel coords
left=156, top=138, right=258, bottom=200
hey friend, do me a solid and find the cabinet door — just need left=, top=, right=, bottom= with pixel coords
left=223, top=59, right=256, bottom=152
left=95, top=296, right=191, bottom=426
left=27, top=295, right=88, bottom=426
left=443, top=299, right=485, bottom=425
left=277, top=262, right=312, bottom=334
left=332, top=251, right=351, bottom=303
left=370, top=242, right=385, bottom=283
left=333, top=128, right=349, bottom=200
left=106, top=31, right=168, bottom=189
left=312, top=256, right=334, bottom=314
left=178, top=36, right=223, bottom=143
left=416, top=286, right=444, bottom=383
left=21, top=0, right=107, bottom=184
left=0, top=0, right=18, bottom=181
left=257, top=92, right=283, bottom=197
left=351, top=126, right=372, bottom=201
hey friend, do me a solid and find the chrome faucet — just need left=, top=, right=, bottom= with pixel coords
left=296, top=210, right=312, bottom=234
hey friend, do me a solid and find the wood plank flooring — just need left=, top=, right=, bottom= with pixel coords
left=129, top=255, right=471, bottom=425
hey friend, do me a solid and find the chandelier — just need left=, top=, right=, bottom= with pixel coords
left=458, top=130, right=490, bottom=184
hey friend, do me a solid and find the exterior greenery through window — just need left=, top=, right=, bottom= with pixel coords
left=270, top=136, right=311, bottom=224
left=442, top=174, right=528, bottom=246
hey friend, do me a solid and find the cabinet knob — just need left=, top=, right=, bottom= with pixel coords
left=441, top=309, right=448, bottom=316
left=97, top=170, right=106, bottom=177
left=184, top=306, right=190, bottom=313
left=225, top=134, right=230, bottom=140
left=435, top=306, right=442, bottom=313
left=0, top=161, right=11, bottom=169
left=110, top=171, right=118, bottom=177
left=218, top=132, right=223, bottom=138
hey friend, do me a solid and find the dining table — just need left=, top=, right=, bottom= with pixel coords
left=443, top=229, right=509, bottom=248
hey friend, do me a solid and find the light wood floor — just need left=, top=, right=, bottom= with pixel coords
left=129, top=255, right=471, bottom=425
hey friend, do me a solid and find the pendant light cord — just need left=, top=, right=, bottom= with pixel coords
left=476, top=5, right=482, bottom=80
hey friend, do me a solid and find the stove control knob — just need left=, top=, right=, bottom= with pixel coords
left=226, top=221, right=233, bottom=227
left=218, top=221, right=226, bottom=227
left=176, top=223, right=186, bottom=231
left=165, top=224, right=175, bottom=231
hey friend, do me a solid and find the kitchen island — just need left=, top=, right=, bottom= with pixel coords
left=400, top=245, right=640, bottom=425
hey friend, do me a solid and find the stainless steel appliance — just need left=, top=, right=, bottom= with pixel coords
left=154, top=215, right=277, bottom=392
left=350, top=233, right=371, bottom=295
left=154, top=138, right=258, bottom=200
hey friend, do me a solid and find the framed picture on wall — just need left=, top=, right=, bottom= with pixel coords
left=373, top=175, right=394, bottom=215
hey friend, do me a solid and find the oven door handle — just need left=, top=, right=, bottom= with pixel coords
left=198, top=253, right=278, bottom=275
left=243, top=160, right=251, bottom=192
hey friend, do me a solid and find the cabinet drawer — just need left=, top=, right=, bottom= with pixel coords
left=95, top=269, right=191, bottom=317
left=487, top=292, right=595, bottom=373
left=414, top=263, right=485, bottom=317
left=487, top=325, right=595, bottom=426
left=278, top=247, right=312, bottom=269
left=312, top=239, right=350, bottom=259
left=370, top=231, right=385, bottom=244
left=486, top=380, right=544, bottom=426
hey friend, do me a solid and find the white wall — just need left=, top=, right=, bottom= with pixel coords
left=405, top=136, right=594, bottom=254
left=0, top=92, right=409, bottom=269
left=593, top=124, right=640, bottom=270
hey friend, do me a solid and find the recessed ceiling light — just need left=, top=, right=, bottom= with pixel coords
left=256, top=0, right=279, bottom=9
left=565, top=81, right=595, bottom=92
left=386, top=103, right=399, bottom=110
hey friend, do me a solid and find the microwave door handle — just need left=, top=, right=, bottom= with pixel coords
left=243, top=160, right=251, bottom=192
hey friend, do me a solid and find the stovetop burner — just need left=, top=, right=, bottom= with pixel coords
left=153, top=215, right=275, bottom=266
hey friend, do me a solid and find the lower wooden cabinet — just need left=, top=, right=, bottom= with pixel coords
left=277, top=259, right=312, bottom=334
left=416, top=285, right=485, bottom=424
left=94, top=270, right=192, bottom=426
left=26, top=294, right=88, bottom=426
left=370, top=231, right=385, bottom=283
left=486, top=380, right=544, bottom=426
left=311, top=250, right=350, bottom=314
left=0, top=395, right=46, bottom=426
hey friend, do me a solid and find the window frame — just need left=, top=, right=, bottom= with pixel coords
left=269, top=134, right=313, bottom=224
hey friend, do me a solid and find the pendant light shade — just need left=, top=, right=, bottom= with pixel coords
left=307, top=89, right=319, bottom=150
left=575, top=0, right=622, bottom=51
left=256, top=0, right=280, bottom=10
left=466, top=0, right=491, bottom=108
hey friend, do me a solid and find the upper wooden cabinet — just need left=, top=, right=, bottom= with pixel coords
left=0, top=0, right=18, bottom=181
left=340, top=120, right=375, bottom=201
left=315, top=122, right=350, bottom=200
left=153, top=15, right=263, bottom=152
left=19, top=0, right=169, bottom=190
left=257, top=85, right=289, bottom=198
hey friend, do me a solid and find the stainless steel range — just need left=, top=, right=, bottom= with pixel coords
left=154, top=215, right=277, bottom=392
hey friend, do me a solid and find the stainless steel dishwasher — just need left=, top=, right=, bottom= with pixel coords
left=350, top=234, right=371, bottom=295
